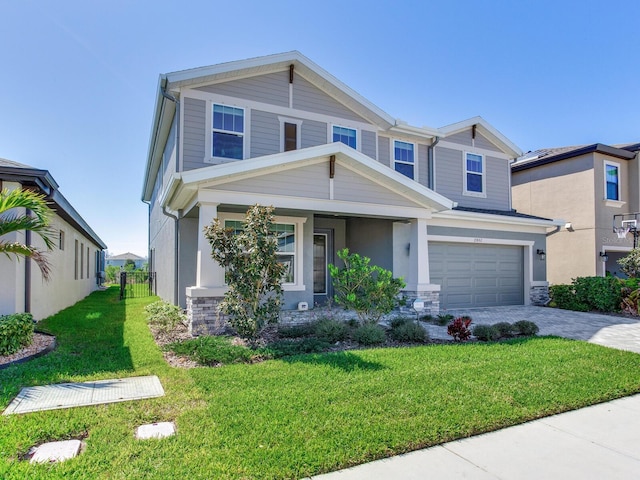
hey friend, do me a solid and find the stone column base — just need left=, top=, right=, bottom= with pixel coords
left=530, top=285, right=550, bottom=306
left=401, top=286, right=441, bottom=316
left=186, top=294, right=228, bottom=336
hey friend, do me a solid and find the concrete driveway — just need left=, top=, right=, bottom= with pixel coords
left=425, top=305, right=640, bottom=353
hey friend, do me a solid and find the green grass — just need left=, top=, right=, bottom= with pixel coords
left=1, top=287, right=640, bottom=479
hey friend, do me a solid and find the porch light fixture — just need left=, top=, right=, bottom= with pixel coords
left=600, top=252, right=609, bottom=262
left=536, top=249, right=546, bottom=260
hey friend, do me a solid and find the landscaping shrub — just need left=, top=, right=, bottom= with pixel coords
left=493, top=322, right=515, bottom=338
left=513, top=320, right=539, bottom=336
left=277, top=323, right=316, bottom=338
left=621, top=288, right=640, bottom=315
left=314, top=318, right=349, bottom=343
left=145, top=300, right=186, bottom=332
left=389, top=321, right=428, bottom=343
left=435, top=313, right=454, bottom=326
left=0, top=313, right=34, bottom=356
left=389, top=317, right=412, bottom=329
left=447, top=316, right=472, bottom=342
left=573, top=276, right=623, bottom=312
left=266, top=338, right=332, bottom=358
left=618, top=248, right=640, bottom=278
left=169, top=336, right=259, bottom=365
left=472, top=324, right=500, bottom=341
left=549, top=284, right=589, bottom=311
left=352, top=324, right=386, bottom=345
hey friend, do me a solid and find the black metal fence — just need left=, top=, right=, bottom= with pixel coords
left=120, top=271, right=156, bottom=300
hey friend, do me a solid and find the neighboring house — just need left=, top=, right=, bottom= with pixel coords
left=106, top=252, right=147, bottom=270
left=0, top=158, right=107, bottom=320
left=141, top=51, right=561, bottom=335
left=512, top=143, right=640, bottom=284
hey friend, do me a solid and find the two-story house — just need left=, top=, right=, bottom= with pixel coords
left=142, top=51, right=560, bottom=335
left=512, top=143, right=640, bottom=284
left=0, top=158, right=107, bottom=320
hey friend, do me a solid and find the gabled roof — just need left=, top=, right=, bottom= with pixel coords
left=108, top=252, right=145, bottom=261
left=512, top=143, right=638, bottom=171
left=0, top=158, right=107, bottom=250
left=162, top=142, right=455, bottom=215
left=438, top=116, right=523, bottom=158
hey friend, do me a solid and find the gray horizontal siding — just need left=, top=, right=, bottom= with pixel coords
left=434, top=146, right=510, bottom=210
left=417, top=143, right=428, bottom=187
left=182, top=97, right=206, bottom=171
left=444, top=130, right=472, bottom=146
left=378, top=136, right=390, bottom=166
left=293, top=74, right=364, bottom=122
left=250, top=110, right=279, bottom=158
left=195, top=71, right=289, bottom=107
left=475, top=132, right=502, bottom=152
left=333, top=166, right=415, bottom=207
left=361, top=130, right=377, bottom=160
left=301, top=119, right=327, bottom=149
left=212, top=163, right=330, bottom=199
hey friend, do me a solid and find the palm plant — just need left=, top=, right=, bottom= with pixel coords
left=0, top=188, right=56, bottom=280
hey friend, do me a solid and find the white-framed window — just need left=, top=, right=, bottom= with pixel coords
left=278, top=116, right=303, bottom=152
left=393, top=140, right=415, bottom=179
left=332, top=125, right=357, bottom=149
left=605, top=160, right=621, bottom=201
left=463, top=152, right=486, bottom=197
left=221, top=213, right=306, bottom=290
left=211, top=103, right=245, bottom=160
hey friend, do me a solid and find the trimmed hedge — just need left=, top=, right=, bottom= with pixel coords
left=550, top=276, right=624, bottom=312
left=0, top=313, right=34, bottom=356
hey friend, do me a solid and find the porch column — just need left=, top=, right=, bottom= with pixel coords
left=406, top=218, right=430, bottom=290
left=194, top=202, right=225, bottom=291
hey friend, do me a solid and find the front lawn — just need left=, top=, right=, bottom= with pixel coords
left=1, top=287, right=640, bottom=479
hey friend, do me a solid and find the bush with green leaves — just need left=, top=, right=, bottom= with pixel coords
left=389, top=317, right=412, bottom=329
left=513, top=320, right=539, bottom=336
left=472, top=324, right=500, bottom=341
left=389, top=321, right=428, bottom=343
left=493, top=322, right=515, bottom=338
left=205, top=205, right=285, bottom=343
left=549, top=284, right=588, bottom=311
left=266, top=338, right=333, bottom=358
left=313, top=318, right=349, bottom=343
left=328, top=248, right=405, bottom=325
left=434, top=313, right=454, bottom=326
left=573, top=276, right=623, bottom=312
left=145, top=300, right=186, bottom=333
left=277, top=323, right=316, bottom=338
left=169, top=335, right=262, bottom=365
left=353, top=324, right=386, bottom=345
left=618, top=248, right=640, bottom=278
left=0, top=313, right=34, bottom=356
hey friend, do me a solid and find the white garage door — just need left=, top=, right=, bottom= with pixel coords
left=429, top=242, right=524, bottom=309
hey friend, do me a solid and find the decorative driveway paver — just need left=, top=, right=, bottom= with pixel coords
left=439, top=306, right=640, bottom=353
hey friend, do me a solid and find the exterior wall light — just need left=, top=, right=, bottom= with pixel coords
left=536, top=249, right=546, bottom=260
left=600, top=252, right=609, bottom=262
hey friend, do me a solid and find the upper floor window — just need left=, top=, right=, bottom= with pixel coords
left=394, top=140, right=415, bottom=179
left=212, top=104, right=244, bottom=159
left=464, top=152, right=485, bottom=196
left=333, top=125, right=357, bottom=149
left=59, top=230, right=65, bottom=250
left=279, top=116, right=302, bottom=152
left=605, top=161, right=620, bottom=201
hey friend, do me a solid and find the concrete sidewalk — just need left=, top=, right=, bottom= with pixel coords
left=311, top=394, right=640, bottom=479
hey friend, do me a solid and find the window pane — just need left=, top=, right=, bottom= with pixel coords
left=394, top=141, right=414, bottom=163
left=395, top=162, right=414, bottom=179
left=277, top=254, right=295, bottom=283
left=213, top=132, right=243, bottom=159
left=333, top=126, right=356, bottom=149
left=466, top=153, right=482, bottom=173
left=284, top=123, right=297, bottom=151
left=213, top=104, right=243, bottom=133
left=467, top=172, right=482, bottom=192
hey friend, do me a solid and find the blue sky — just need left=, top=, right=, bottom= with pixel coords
left=1, top=0, right=638, bottom=257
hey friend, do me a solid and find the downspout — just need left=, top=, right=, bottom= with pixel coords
left=427, top=136, right=440, bottom=190
left=161, top=87, right=180, bottom=306
left=24, top=209, right=31, bottom=314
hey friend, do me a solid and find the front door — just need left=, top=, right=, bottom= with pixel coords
left=314, top=229, right=334, bottom=305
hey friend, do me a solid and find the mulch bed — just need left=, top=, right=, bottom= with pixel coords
left=0, top=332, right=56, bottom=369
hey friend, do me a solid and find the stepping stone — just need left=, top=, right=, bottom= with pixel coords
left=29, top=439, right=82, bottom=464
left=135, top=421, right=176, bottom=440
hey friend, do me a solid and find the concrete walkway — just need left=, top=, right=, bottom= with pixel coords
left=312, top=306, right=640, bottom=479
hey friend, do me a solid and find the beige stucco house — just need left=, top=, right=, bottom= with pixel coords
left=0, top=158, right=107, bottom=320
left=511, top=143, right=640, bottom=284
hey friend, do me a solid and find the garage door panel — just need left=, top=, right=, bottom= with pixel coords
left=429, top=242, right=524, bottom=309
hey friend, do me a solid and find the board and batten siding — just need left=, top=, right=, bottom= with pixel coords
left=361, top=130, right=377, bottom=160
left=195, top=71, right=290, bottom=108
left=292, top=74, right=365, bottom=123
left=182, top=97, right=206, bottom=171
left=250, top=110, right=280, bottom=158
left=434, top=146, right=510, bottom=210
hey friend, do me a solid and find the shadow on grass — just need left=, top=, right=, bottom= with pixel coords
left=281, top=350, right=385, bottom=372
left=0, top=287, right=135, bottom=403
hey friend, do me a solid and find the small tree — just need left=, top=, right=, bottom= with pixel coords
left=204, top=205, right=285, bottom=343
left=618, top=249, right=640, bottom=278
left=328, top=248, right=405, bottom=325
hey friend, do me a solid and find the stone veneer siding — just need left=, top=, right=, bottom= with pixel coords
left=530, top=285, right=550, bottom=306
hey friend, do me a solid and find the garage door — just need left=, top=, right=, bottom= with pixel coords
left=429, top=243, right=524, bottom=308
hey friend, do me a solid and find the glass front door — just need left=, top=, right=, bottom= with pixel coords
left=314, top=229, right=333, bottom=304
